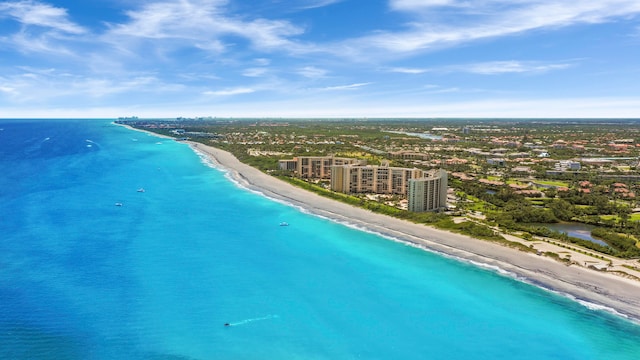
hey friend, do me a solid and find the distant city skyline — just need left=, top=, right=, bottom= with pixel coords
left=1, top=0, right=640, bottom=118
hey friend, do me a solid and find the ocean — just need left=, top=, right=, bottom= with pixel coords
left=1, top=119, right=639, bottom=359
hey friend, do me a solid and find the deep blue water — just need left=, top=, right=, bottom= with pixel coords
left=1, top=120, right=639, bottom=359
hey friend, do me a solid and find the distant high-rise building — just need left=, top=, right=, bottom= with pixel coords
left=407, top=169, right=448, bottom=212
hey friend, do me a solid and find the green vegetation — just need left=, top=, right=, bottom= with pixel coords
left=122, top=118, right=640, bottom=261
left=591, top=228, right=640, bottom=257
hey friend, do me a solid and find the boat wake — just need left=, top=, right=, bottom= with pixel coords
left=228, top=315, right=278, bottom=326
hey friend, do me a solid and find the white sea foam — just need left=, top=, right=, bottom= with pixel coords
left=551, top=291, right=631, bottom=319
left=193, top=148, right=222, bottom=170
left=85, top=139, right=99, bottom=148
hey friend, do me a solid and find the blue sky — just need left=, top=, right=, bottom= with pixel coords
left=1, top=0, right=640, bottom=118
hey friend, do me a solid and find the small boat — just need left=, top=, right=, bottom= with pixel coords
left=137, top=188, right=145, bottom=192
left=115, top=202, right=123, bottom=207
left=279, top=222, right=289, bottom=226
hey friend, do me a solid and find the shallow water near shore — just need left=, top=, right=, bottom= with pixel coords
left=1, top=119, right=640, bottom=359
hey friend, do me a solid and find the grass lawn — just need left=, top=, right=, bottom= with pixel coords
left=603, top=213, right=640, bottom=222
left=506, top=180, right=529, bottom=186
left=533, top=179, right=569, bottom=187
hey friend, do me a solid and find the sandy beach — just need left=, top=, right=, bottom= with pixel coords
left=186, top=141, right=640, bottom=322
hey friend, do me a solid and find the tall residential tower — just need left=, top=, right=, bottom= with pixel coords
left=407, top=169, right=448, bottom=212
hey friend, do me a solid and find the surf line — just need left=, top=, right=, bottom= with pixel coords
left=225, top=315, right=278, bottom=327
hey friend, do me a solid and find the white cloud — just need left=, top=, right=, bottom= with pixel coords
left=203, top=87, right=256, bottom=96
left=451, top=60, right=574, bottom=75
left=242, top=68, right=269, bottom=77
left=320, top=82, right=372, bottom=91
left=389, top=0, right=457, bottom=11
left=105, top=0, right=303, bottom=53
left=5, top=31, right=77, bottom=55
left=390, top=67, right=429, bottom=74
left=0, top=67, right=187, bottom=105
left=0, top=1, right=88, bottom=56
left=337, top=1, right=640, bottom=57
left=426, top=87, right=459, bottom=93
left=297, top=66, right=328, bottom=79
left=0, top=0, right=86, bottom=34
left=298, top=0, right=344, bottom=10
left=0, top=85, right=18, bottom=94
left=390, top=60, right=573, bottom=75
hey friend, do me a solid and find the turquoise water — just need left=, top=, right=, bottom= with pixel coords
left=1, top=120, right=639, bottom=359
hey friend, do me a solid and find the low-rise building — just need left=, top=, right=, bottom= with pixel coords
left=487, top=158, right=506, bottom=166
left=555, top=160, right=581, bottom=171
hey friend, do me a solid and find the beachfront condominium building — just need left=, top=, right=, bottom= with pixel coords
left=407, top=169, right=448, bottom=212
left=330, top=163, right=425, bottom=195
left=278, top=156, right=364, bottom=179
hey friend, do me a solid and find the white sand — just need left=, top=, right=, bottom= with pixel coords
left=188, top=141, right=640, bottom=322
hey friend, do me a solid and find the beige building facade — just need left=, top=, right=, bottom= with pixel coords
left=407, top=169, right=448, bottom=212
left=278, top=156, right=364, bottom=179
left=330, top=164, right=425, bottom=195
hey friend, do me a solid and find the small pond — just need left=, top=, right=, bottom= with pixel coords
left=532, top=222, right=608, bottom=247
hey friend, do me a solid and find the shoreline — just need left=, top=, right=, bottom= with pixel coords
left=114, top=124, right=640, bottom=322
left=187, top=141, right=640, bottom=322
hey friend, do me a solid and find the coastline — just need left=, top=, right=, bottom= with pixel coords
left=187, top=141, right=640, bottom=322
left=114, top=124, right=640, bottom=321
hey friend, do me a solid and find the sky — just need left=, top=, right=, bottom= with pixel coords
left=1, top=0, right=640, bottom=118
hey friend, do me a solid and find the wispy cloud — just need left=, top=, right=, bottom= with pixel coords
left=242, top=68, right=269, bottom=77
left=0, top=67, right=187, bottom=105
left=0, top=1, right=88, bottom=56
left=0, top=85, right=18, bottom=95
left=449, top=60, right=574, bottom=75
left=389, top=0, right=457, bottom=11
left=297, top=66, right=328, bottom=79
left=320, top=82, right=372, bottom=91
left=0, top=0, right=86, bottom=34
left=298, top=0, right=344, bottom=10
left=389, top=67, right=429, bottom=74
left=337, top=1, right=640, bottom=57
left=390, top=60, right=573, bottom=75
left=105, top=0, right=303, bottom=53
left=203, top=87, right=256, bottom=96
left=426, top=86, right=459, bottom=94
